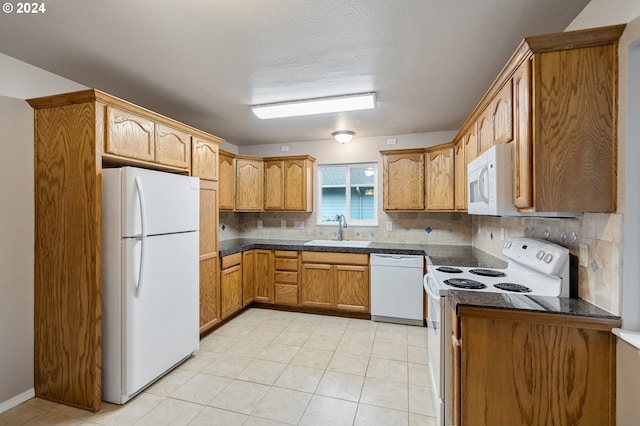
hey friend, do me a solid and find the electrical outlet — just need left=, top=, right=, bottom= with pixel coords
left=386, top=138, right=397, bottom=145
left=281, top=145, right=289, bottom=151
left=257, top=220, right=263, bottom=229
left=386, top=221, right=393, bottom=231
left=281, top=220, right=287, bottom=229
left=579, top=244, right=588, bottom=267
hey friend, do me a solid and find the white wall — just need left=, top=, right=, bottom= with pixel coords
left=0, top=96, right=35, bottom=407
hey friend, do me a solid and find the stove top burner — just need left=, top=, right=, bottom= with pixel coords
left=493, top=283, right=532, bottom=293
left=444, top=278, right=487, bottom=290
left=469, top=268, right=507, bottom=278
left=436, top=266, right=463, bottom=273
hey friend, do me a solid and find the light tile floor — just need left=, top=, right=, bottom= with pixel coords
left=0, top=309, right=439, bottom=426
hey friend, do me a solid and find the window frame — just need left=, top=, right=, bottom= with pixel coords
left=315, top=162, right=379, bottom=227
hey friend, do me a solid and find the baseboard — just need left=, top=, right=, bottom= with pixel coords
left=0, top=388, right=35, bottom=414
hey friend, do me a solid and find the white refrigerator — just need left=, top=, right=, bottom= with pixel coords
left=101, top=166, right=200, bottom=404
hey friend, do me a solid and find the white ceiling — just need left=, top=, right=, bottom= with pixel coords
left=0, top=0, right=590, bottom=146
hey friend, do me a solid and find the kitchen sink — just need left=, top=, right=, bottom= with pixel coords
left=303, top=239, right=371, bottom=248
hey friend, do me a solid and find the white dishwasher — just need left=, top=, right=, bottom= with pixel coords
left=370, top=253, right=425, bottom=326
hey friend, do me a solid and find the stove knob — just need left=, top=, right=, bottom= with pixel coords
left=544, top=253, right=553, bottom=263
left=536, top=250, right=545, bottom=260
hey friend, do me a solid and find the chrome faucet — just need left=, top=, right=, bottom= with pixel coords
left=337, top=214, right=347, bottom=241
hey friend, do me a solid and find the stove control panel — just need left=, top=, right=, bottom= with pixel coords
left=503, top=237, right=569, bottom=276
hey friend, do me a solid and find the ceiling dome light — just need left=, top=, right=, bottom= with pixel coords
left=332, top=130, right=355, bottom=144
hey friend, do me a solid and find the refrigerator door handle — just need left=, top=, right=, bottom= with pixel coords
left=134, top=176, right=147, bottom=298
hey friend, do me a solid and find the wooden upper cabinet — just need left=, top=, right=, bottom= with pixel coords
left=264, top=160, right=284, bottom=210
left=264, top=156, right=315, bottom=212
left=192, top=136, right=221, bottom=180
left=105, top=106, right=155, bottom=162
left=284, top=158, right=313, bottom=211
left=381, top=149, right=425, bottom=210
left=218, top=151, right=235, bottom=211
left=426, top=145, right=455, bottom=210
left=454, top=139, right=466, bottom=211
left=463, top=124, right=478, bottom=166
left=491, top=81, right=514, bottom=145
left=476, top=110, right=492, bottom=154
left=513, top=60, right=533, bottom=209
left=235, top=157, right=263, bottom=211
left=156, top=124, right=191, bottom=169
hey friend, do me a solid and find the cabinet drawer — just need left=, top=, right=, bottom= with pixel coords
left=275, top=283, right=298, bottom=305
left=301, top=251, right=369, bottom=265
left=275, top=250, right=298, bottom=258
left=275, top=258, right=298, bottom=271
left=275, top=271, right=298, bottom=284
left=221, top=252, right=242, bottom=269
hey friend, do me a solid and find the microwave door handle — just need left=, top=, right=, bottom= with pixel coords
left=478, top=165, right=490, bottom=204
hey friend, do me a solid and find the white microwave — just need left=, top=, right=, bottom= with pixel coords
left=467, top=143, right=517, bottom=215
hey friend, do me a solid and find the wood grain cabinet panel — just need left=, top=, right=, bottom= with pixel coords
left=105, top=106, right=155, bottom=162
left=235, top=157, right=263, bottom=211
left=192, top=136, right=220, bottom=180
left=476, top=110, right=492, bottom=155
left=513, top=60, right=533, bottom=209
left=491, top=81, right=514, bottom=145
left=274, top=250, right=299, bottom=306
left=300, top=263, right=333, bottom=309
left=156, top=124, right=191, bottom=169
left=454, top=306, right=620, bottom=426
left=220, top=260, right=242, bottom=319
left=426, top=145, right=455, bottom=211
left=242, top=250, right=255, bottom=306
left=218, top=151, right=235, bottom=210
left=199, top=180, right=219, bottom=256
left=453, top=139, right=466, bottom=211
left=335, top=265, right=369, bottom=312
left=254, top=249, right=274, bottom=303
left=381, top=149, right=425, bottom=211
left=264, top=160, right=284, bottom=210
left=199, top=256, right=220, bottom=332
left=463, top=125, right=478, bottom=168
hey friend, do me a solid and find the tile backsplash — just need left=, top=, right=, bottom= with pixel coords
left=219, top=209, right=621, bottom=315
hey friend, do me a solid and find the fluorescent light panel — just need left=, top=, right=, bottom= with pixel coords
left=252, top=92, right=376, bottom=119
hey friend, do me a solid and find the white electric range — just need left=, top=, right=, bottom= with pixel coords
left=423, top=237, right=571, bottom=426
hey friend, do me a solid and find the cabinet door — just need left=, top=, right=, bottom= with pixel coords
left=454, top=140, right=466, bottom=211
left=476, top=110, right=492, bottom=154
left=199, top=256, right=220, bottom=332
left=463, top=125, right=478, bottom=167
left=199, top=180, right=218, bottom=257
left=156, top=124, right=191, bottom=169
left=335, top=265, right=369, bottom=312
left=284, top=159, right=307, bottom=211
left=254, top=249, right=274, bottom=303
left=264, top=160, right=284, bottom=210
left=451, top=331, right=461, bottom=426
left=192, top=137, right=219, bottom=180
left=382, top=152, right=425, bottom=210
left=236, top=158, right=264, bottom=211
left=513, top=60, right=533, bottom=209
left=220, top=264, right=242, bottom=319
left=426, top=146, right=455, bottom=210
left=300, top=263, right=334, bottom=309
left=491, top=81, right=514, bottom=145
left=105, top=106, right=155, bottom=162
left=219, top=153, right=235, bottom=210
left=242, top=250, right=255, bottom=306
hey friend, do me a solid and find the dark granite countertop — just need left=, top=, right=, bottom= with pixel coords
left=218, top=238, right=506, bottom=268
left=449, top=290, right=620, bottom=321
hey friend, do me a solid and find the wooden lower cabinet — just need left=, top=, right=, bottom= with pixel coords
left=452, top=306, right=619, bottom=426
left=220, top=253, right=243, bottom=319
left=300, top=252, right=369, bottom=313
left=199, top=256, right=220, bottom=332
left=242, top=250, right=255, bottom=306
left=254, top=249, right=274, bottom=303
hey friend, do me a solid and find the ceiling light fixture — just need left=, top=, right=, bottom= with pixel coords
left=332, top=130, right=355, bottom=144
left=251, top=92, right=376, bottom=119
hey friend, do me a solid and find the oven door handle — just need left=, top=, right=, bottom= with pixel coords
left=425, top=276, right=441, bottom=300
